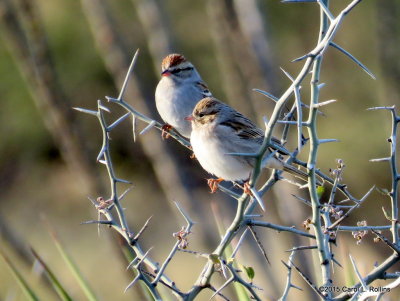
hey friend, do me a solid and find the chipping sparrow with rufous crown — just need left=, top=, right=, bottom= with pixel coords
left=155, top=54, right=212, bottom=139
left=186, top=97, right=308, bottom=198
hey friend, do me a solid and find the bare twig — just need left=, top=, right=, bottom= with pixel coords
left=248, top=226, right=270, bottom=264
left=152, top=202, right=195, bottom=285
left=247, top=220, right=315, bottom=239
left=328, top=186, right=374, bottom=230
left=290, top=260, right=327, bottom=300
left=279, top=251, right=301, bottom=301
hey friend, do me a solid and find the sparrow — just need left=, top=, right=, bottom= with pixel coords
left=187, top=97, right=308, bottom=194
left=155, top=53, right=212, bottom=138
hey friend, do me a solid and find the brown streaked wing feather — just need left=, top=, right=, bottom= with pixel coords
left=220, top=113, right=264, bottom=141
left=220, top=113, right=284, bottom=149
left=220, top=111, right=288, bottom=157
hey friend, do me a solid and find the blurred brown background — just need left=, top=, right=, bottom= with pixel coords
left=1, top=0, right=399, bottom=300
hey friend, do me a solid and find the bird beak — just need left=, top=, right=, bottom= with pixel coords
left=185, top=115, right=194, bottom=122
left=161, top=69, right=171, bottom=77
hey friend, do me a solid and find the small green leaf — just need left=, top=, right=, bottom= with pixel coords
left=209, top=254, right=220, bottom=264
left=243, top=266, right=255, bottom=280
left=316, top=186, right=325, bottom=199
left=227, top=257, right=234, bottom=264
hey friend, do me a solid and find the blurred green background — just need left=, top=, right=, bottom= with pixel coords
left=1, top=0, right=399, bottom=300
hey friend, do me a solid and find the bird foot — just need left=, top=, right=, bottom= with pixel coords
left=190, top=153, right=196, bottom=159
left=243, top=182, right=253, bottom=196
left=207, top=178, right=223, bottom=193
left=161, top=124, right=172, bottom=139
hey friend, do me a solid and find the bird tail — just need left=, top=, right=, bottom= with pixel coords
left=282, top=163, right=309, bottom=182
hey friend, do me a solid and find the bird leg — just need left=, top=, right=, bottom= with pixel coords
left=207, top=178, right=223, bottom=193
left=243, top=182, right=253, bottom=196
left=161, top=124, right=172, bottom=139
left=233, top=181, right=253, bottom=196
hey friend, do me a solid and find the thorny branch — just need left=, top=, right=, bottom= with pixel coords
left=76, top=56, right=189, bottom=299
left=279, top=251, right=302, bottom=301
left=76, top=0, right=400, bottom=300
left=332, top=106, right=400, bottom=300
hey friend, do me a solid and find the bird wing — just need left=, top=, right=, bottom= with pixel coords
left=220, top=112, right=286, bottom=156
left=220, top=112, right=264, bottom=141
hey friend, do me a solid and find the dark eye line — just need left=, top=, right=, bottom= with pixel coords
left=197, top=109, right=218, bottom=119
left=170, top=67, right=193, bottom=74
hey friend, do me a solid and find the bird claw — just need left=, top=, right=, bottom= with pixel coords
left=243, top=182, right=253, bottom=196
left=161, top=124, right=172, bottom=139
left=207, top=178, right=223, bottom=193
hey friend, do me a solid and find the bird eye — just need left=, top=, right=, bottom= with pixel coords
left=198, top=113, right=204, bottom=118
left=170, top=67, right=193, bottom=74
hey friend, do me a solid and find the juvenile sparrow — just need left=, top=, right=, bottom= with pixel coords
left=187, top=97, right=307, bottom=194
left=155, top=53, right=212, bottom=138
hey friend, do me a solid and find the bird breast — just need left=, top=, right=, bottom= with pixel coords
left=155, top=79, right=195, bottom=138
left=190, top=124, right=253, bottom=182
